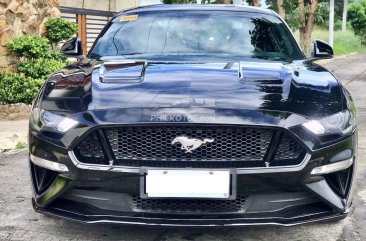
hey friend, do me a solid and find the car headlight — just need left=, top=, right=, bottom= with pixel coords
left=30, top=108, right=79, bottom=133
left=302, top=110, right=355, bottom=136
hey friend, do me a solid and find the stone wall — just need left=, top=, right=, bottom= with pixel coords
left=0, top=103, right=31, bottom=120
left=0, top=0, right=61, bottom=70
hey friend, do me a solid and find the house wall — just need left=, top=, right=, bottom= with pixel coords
left=60, top=0, right=164, bottom=12
left=60, top=0, right=140, bottom=12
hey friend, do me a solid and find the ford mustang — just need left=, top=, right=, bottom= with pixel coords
left=29, top=4, right=357, bottom=226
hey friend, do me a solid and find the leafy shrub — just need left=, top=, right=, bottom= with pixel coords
left=45, top=18, right=78, bottom=44
left=348, top=0, right=366, bottom=45
left=0, top=72, right=44, bottom=104
left=18, top=59, right=66, bottom=79
left=4, top=17, right=76, bottom=104
left=7, top=36, right=52, bottom=59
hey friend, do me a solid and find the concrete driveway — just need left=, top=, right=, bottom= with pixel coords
left=1, top=54, right=366, bottom=241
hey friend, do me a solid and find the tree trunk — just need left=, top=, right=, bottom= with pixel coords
left=342, top=0, right=348, bottom=31
left=276, top=0, right=286, bottom=19
left=298, top=0, right=318, bottom=53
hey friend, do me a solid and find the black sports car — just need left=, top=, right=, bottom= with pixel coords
left=29, top=5, right=357, bottom=226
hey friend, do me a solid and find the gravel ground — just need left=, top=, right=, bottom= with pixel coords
left=0, top=54, right=366, bottom=241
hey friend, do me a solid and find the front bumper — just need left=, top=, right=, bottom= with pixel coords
left=29, top=124, right=357, bottom=226
left=32, top=187, right=347, bottom=226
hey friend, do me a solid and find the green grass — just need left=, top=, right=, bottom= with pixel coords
left=294, top=28, right=366, bottom=56
left=15, top=142, right=27, bottom=149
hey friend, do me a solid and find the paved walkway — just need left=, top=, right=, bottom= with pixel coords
left=0, top=120, right=28, bottom=153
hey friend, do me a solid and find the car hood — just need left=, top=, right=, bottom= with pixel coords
left=42, top=59, right=344, bottom=121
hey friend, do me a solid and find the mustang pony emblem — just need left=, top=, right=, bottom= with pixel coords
left=172, top=136, right=214, bottom=153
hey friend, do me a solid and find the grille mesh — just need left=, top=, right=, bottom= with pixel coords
left=131, top=195, right=248, bottom=213
left=271, top=134, right=304, bottom=166
left=105, top=126, right=273, bottom=168
left=74, top=125, right=306, bottom=168
left=74, top=132, right=106, bottom=165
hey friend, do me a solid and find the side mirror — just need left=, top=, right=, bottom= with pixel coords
left=311, top=40, right=333, bottom=59
left=61, top=37, right=83, bottom=58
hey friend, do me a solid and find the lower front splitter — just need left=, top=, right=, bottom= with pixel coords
left=32, top=198, right=347, bottom=227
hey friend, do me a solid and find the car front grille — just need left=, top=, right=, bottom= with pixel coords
left=73, top=125, right=306, bottom=168
left=106, top=126, right=272, bottom=162
left=131, top=195, right=248, bottom=213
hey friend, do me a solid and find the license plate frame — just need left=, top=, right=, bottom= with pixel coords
left=140, top=167, right=236, bottom=199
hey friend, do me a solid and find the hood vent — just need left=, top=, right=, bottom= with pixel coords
left=238, top=62, right=289, bottom=83
left=98, top=61, right=146, bottom=83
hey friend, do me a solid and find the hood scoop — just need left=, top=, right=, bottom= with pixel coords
left=239, top=62, right=289, bottom=83
left=99, top=61, right=147, bottom=83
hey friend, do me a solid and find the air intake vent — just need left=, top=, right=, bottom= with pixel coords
left=271, top=133, right=305, bottom=166
left=325, top=165, right=353, bottom=198
left=74, top=131, right=107, bottom=165
left=131, top=195, right=248, bottom=213
left=31, top=162, right=58, bottom=194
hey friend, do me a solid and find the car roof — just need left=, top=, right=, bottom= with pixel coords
left=119, top=4, right=275, bottom=16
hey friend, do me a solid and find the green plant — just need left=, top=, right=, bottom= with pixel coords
left=318, top=19, right=343, bottom=31
left=18, top=59, right=66, bottom=79
left=285, top=3, right=331, bottom=31
left=285, top=7, right=302, bottom=31
left=294, top=28, right=366, bottom=55
left=16, top=142, right=27, bottom=149
left=7, top=35, right=52, bottom=59
left=0, top=72, right=44, bottom=104
left=348, top=0, right=366, bottom=45
left=315, top=2, right=329, bottom=28
left=5, top=18, right=75, bottom=105
left=45, top=18, right=78, bottom=44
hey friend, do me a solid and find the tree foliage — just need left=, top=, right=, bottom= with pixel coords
left=348, top=0, right=366, bottom=44
left=45, top=18, right=78, bottom=44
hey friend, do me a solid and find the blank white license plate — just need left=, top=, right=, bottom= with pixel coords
left=145, top=169, right=230, bottom=198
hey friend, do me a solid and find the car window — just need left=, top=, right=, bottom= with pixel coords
left=90, top=11, right=303, bottom=61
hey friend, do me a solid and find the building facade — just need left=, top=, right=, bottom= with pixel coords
left=60, top=0, right=163, bottom=12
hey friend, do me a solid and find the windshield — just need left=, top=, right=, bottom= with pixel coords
left=90, top=11, right=304, bottom=62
